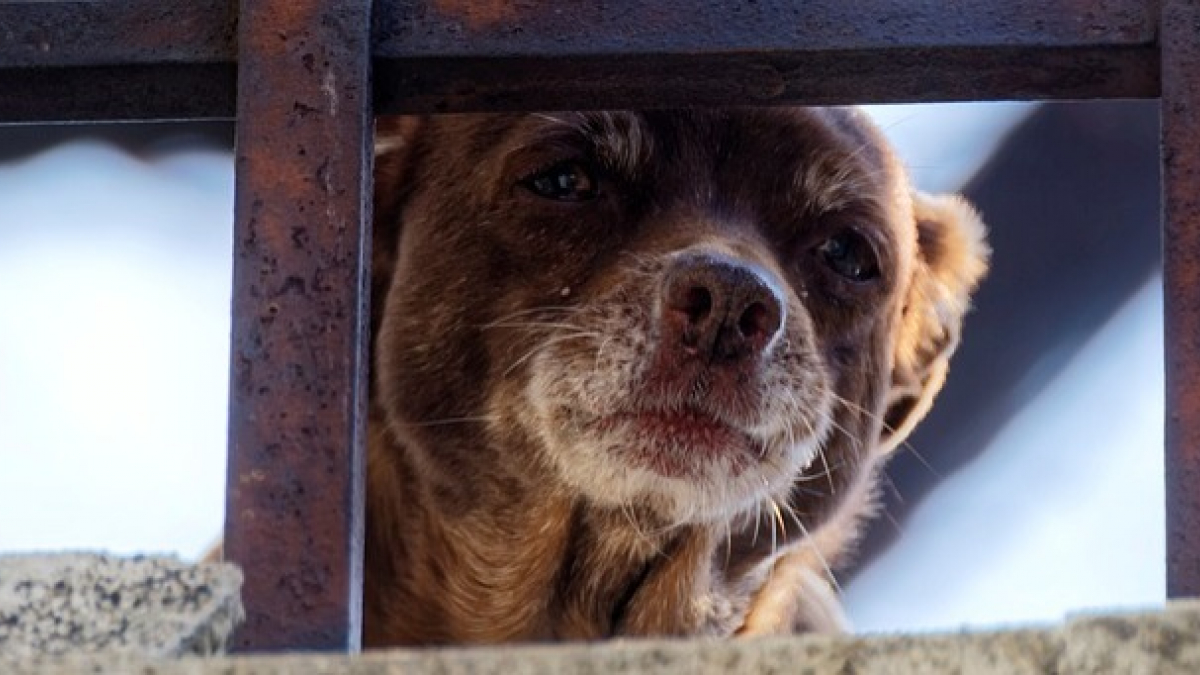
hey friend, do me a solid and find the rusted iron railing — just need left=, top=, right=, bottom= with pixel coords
left=0, top=0, right=1192, bottom=653
left=223, top=0, right=373, bottom=651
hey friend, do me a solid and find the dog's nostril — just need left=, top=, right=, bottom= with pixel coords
left=662, top=252, right=785, bottom=362
left=682, top=286, right=713, bottom=324
left=738, top=301, right=778, bottom=341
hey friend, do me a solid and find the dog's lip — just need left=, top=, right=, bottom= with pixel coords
left=608, top=406, right=741, bottom=440
left=589, top=406, right=763, bottom=477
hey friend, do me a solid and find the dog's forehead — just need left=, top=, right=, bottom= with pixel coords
left=523, top=111, right=653, bottom=176
left=495, top=109, right=906, bottom=214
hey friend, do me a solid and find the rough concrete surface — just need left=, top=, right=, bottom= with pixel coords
left=7, top=601, right=1200, bottom=674
left=0, top=553, right=243, bottom=660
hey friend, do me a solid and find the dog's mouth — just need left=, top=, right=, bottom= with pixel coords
left=590, top=406, right=764, bottom=479
left=528, top=346, right=828, bottom=524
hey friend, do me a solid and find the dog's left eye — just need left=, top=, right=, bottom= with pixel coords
left=815, top=230, right=880, bottom=282
left=521, top=161, right=599, bottom=201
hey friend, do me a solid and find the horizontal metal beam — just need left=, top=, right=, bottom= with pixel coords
left=0, top=0, right=1161, bottom=122
left=0, top=0, right=236, bottom=123
left=374, top=47, right=1160, bottom=114
left=0, top=64, right=235, bottom=124
left=373, top=0, right=1161, bottom=112
left=0, top=1, right=234, bottom=68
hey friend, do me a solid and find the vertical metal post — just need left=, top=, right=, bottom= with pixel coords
left=1163, top=0, right=1200, bottom=598
left=224, top=0, right=373, bottom=651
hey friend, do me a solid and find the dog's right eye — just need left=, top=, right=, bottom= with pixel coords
left=521, top=161, right=599, bottom=201
left=815, top=229, right=881, bottom=283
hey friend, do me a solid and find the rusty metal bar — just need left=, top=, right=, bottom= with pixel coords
left=1162, top=0, right=1200, bottom=599
left=223, top=0, right=373, bottom=652
left=0, top=0, right=1162, bottom=122
left=0, top=0, right=234, bottom=67
left=373, top=0, right=1161, bottom=112
left=0, top=0, right=236, bottom=123
left=0, top=64, right=235, bottom=124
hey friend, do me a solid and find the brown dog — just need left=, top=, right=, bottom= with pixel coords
left=365, top=108, right=988, bottom=645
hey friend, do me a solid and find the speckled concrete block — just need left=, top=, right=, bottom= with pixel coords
left=7, top=601, right=1200, bottom=674
left=1059, top=604, right=1200, bottom=674
left=0, top=553, right=243, bottom=660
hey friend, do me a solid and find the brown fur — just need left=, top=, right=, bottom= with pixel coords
left=364, top=108, right=988, bottom=645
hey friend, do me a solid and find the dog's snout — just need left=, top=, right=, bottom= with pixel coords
left=662, top=253, right=785, bottom=362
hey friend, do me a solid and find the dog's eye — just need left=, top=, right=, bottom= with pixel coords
left=815, top=230, right=880, bottom=282
left=521, top=161, right=599, bottom=201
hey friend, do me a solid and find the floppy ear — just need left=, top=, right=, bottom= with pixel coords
left=878, top=192, right=990, bottom=455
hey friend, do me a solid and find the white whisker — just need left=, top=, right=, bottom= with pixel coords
left=409, top=415, right=500, bottom=428
left=782, top=502, right=844, bottom=598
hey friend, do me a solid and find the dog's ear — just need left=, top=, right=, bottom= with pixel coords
left=877, top=192, right=989, bottom=455
left=371, top=116, right=422, bottom=339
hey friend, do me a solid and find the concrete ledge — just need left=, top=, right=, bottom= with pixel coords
left=8, top=602, right=1200, bottom=674
left=0, top=553, right=243, bottom=660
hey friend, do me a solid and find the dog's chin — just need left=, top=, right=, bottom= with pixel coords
left=526, top=394, right=827, bottom=526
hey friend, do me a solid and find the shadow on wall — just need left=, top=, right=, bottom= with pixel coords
left=849, top=100, right=1163, bottom=578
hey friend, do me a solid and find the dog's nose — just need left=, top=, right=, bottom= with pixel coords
left=662, top=252, right=785, bottom=362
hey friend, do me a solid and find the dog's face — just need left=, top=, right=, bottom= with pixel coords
left=372, top=108, right=986, bottom=542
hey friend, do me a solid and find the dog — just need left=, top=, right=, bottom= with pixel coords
left=364, top=108, right=988, bottom=645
